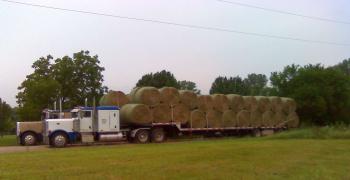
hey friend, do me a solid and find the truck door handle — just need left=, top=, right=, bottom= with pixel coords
left=89, top=126, right=91, bottom=129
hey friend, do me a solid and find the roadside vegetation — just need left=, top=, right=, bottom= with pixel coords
left=0, top=135, right=17, bottom=146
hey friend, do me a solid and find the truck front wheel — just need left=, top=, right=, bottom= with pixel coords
left=21, top=132, right=37, bottom=146
left=50, top=132, right=68, bottom=148
left=134, top=129, right=150, bottom=144
left=151, top=128, right=166, bottom=143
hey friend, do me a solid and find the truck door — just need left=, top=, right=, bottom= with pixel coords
left=80, top=110, right=93, bottom=132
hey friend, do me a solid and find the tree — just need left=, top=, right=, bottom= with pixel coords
left=270, top=64, right=300, bottom=96
left=271, top=64, right=350, bottom=125
left=0, top=98, right=13, bottom=136
left=210, top=76, right=246, bottom=95
left=17, top=55, right=60, bottom=121
left=136, top=70, right=180, bottom=88
left=332, top=58, right=350, bottom=75
left=243, top=73, right=268, bottom=95
left=178, top=80, right=201, bottom=94
left=17, top=50, right=107, bottom=121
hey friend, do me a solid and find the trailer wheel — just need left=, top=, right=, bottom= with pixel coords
left=151, top=128, right=166, bottom=143
left=21, top=132, right=37, bottom=146
left=134, top=129, right=150, bottom=144
left=50, top=132, right=68, bottom=148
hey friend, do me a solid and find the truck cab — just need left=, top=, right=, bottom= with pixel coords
left=16, top=109, right=72, bottom=146
left=44, top=106, right=122, bottom=148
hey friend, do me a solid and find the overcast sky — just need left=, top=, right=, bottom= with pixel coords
left=0, top=0, right=349, bottom=106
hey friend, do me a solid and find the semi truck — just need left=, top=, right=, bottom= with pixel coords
left=17, top=106, right=286, bottom=148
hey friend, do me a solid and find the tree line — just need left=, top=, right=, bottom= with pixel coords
left=1, top=51, right=349, bottom=134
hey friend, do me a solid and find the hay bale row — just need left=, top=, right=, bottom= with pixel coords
left=104, top=87, right=299, bottom=128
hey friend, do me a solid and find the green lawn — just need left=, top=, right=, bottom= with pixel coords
left=0, top=138, right=349, bottom=179
left=0, top=135, right=17, bottom=146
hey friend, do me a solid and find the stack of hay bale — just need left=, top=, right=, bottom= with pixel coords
left=99, top=87, right=299, bottom=128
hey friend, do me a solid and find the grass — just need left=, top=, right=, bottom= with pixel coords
left=0, top=138, right=350, bottom=179
left=265, top=126, right=350, bottom=139
left=0, top=135, right=17, bottom=146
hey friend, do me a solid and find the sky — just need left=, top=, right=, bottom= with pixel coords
left=0, top=0, right=349, bottom=106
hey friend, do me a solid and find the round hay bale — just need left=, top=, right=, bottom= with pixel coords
left=226, top=94, right=244, bottom=112
left=255, top=96, right=271, bottom=112
left=198, top=95, right=214, bottom=112
left=159, top=87, right=180, bottom=106
left=132, top=87, right=160, bottom=106
left=242, top=96, right=258, bottom=111
left=273, top=111, right=287, bottom=127
left=286, top=112, right=300, bottom=128
left=130, top=87, right=141, bottom=97
left=172, top=104, right=190, bottom=124
left=179, top=90, right=198, bottom=110
left=250, top=110, right=262, bottom=127
left=281, top=97, right=297, bottom=114
left=236, top=110, right=250, bottom=127
left=269, top=96, right=283, bottom=112
left=262, top=111, right=274, bottom=127
left=150, top=104, right=172, bottom=123
left=211, top=94, right=230, bottom=112
left=99, top=91, right=129, bottom=107
left=222, top=110, right=237, bottom=127
left=120, top=104, right=152, bottom=125
left=189, top=110, right=206, bottom=128
left=206, top=110, right=223, bottom=128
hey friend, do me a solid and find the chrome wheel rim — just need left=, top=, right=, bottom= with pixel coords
left=24, top=134, right=35, bottom=145
left=138, top=131, right=148, bottom=143
left=54, top=135, right=66, bottom=147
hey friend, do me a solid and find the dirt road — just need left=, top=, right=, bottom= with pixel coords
left=0, top=145, right=48, bottom=154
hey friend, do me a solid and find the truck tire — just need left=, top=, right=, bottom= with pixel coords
left=134, top=129, right=150, bottom=144
left=151, top=128, right=166, bottom=143
left=21, top=132, right=37, bottom=146
left=50, top=132, right=68, bottom=148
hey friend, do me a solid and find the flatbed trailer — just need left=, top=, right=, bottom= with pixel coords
left=124, top=122, right=287, bottom=144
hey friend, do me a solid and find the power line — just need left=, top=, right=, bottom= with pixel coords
left=215, top=0, right=350, bottom=25
left=1, top=0, right=349, bottom=46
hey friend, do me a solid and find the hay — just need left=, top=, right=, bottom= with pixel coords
left=269, top=96, right=283, bottom=112
left=120, top=104, right=152, bottom=125
left=255, top=96, right=271, bottom=112
left=250, top=110, right=262, bottom=127
left=179, top=90, right=198, bottom=110
left=99, top=90, right=129, bottom=107
left=159, top=87, right=180, bottom=106
left=286, top=112, right=300, bottom=128
left=281, top=97, right=297, bottom=114
left=189, top=110, right=206, bottom=128
left=226, top=94, right=244, bottom=112
left=172, top=104, right=190, bottom=124
left=236, top=110, right=250, bottom=127
left=129, top=87, right=141, bottom=98
left=242, top=96, right=258, bottom=111
left=198, top=95, right=214, bottom=112
left=211, top=94, right=230, bottom=112
left=206, top=110, right=223, bottom=128
left=262, top=111, right=274, bottom=127
left=18, top=122, right=43, bottom=134
left=151, top=104, right=172, bottom=123
left=132, top=87, right=160, bottom=106
left=222, top=110, right=237, bottom=127
left=273, top=111, right=287, bottom=127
